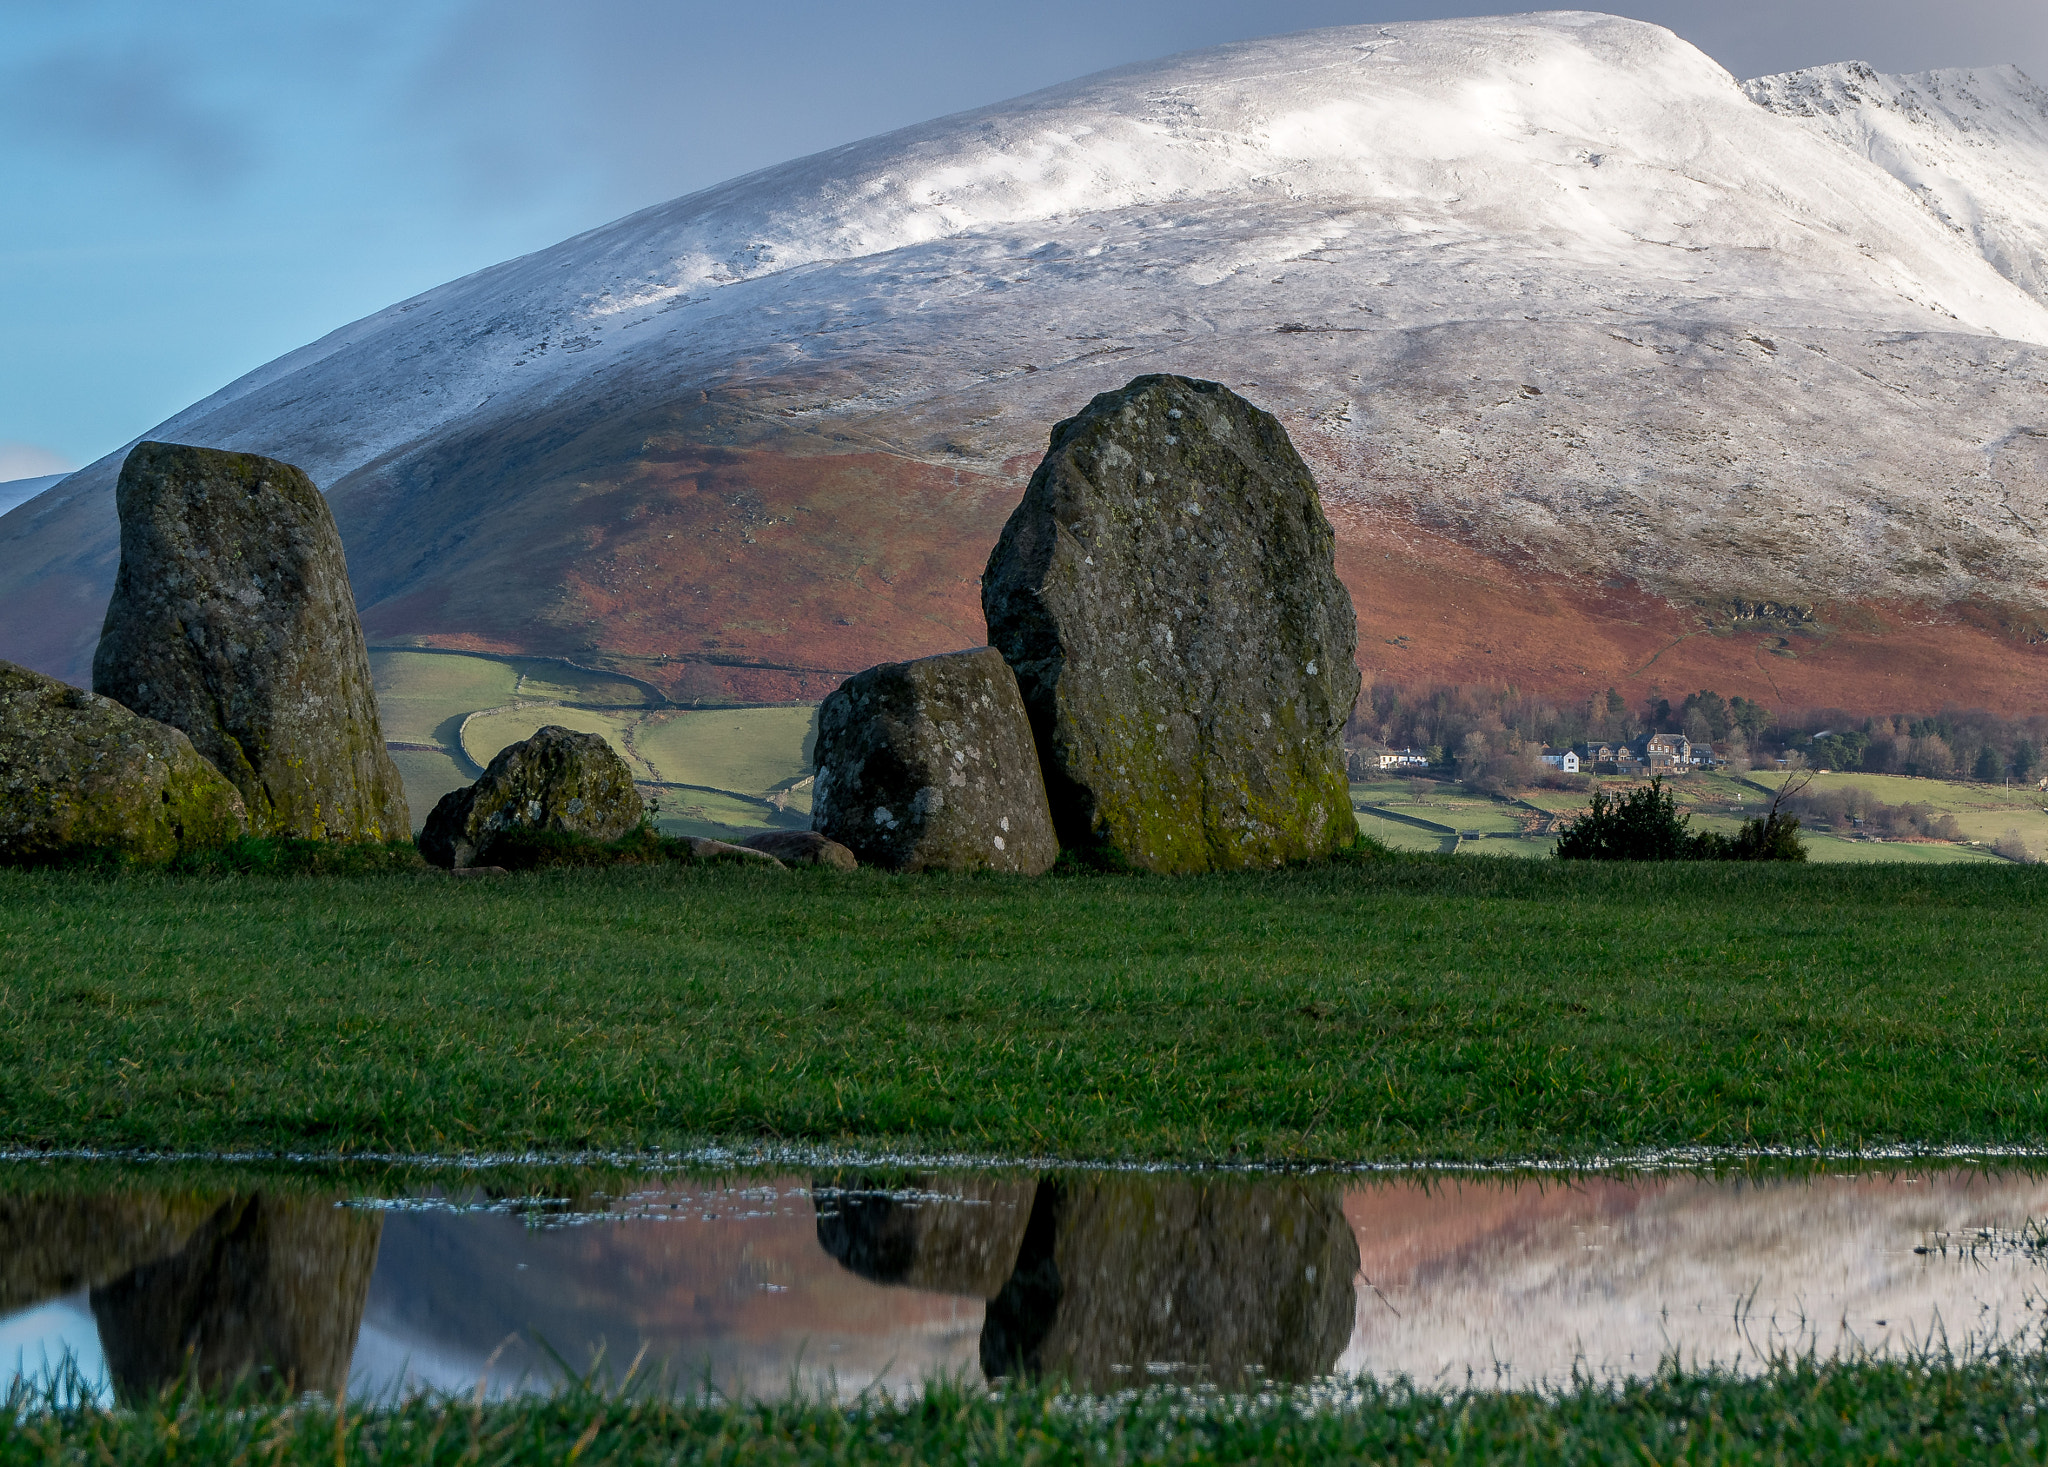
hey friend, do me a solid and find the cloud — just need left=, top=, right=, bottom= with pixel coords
left=0, top=442, right=76, bottom=481
left=0, top=44, right=257, bottom=193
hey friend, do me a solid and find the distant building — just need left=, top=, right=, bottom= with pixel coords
left=1378, top=747, right=1431, bottom=771
left=1539, top=747, right=1580, bottom=773
left=1642, top=732, right=1692, bottom=770
left=1688, top=741, right=1717, bottom=767
left=1577, top=742, right=1641, bottom=773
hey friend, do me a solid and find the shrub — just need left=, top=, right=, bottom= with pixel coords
left=1555, top=777, right=1805, bottom=862
left=1554, top=778, right=1697, bottom=860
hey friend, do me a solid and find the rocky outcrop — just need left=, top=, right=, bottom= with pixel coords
left=741, top=830, right=858, bottom=870
left=91, top=443, right=408, bottom=841
left=420, top=724, right=642, bottom=868
left=682, top=836, right=784, bottom=867
left=811, top=647, right=1056, bottom=873
left=815, top=1177, right=1038, bottom=1298
left=0, top=660, right=246, bottom=865
left=91, top=1193, right=382, bottom=1400
left=984, top=376, right=1360, bottom=871
left=979, top=1176, right=1358, bottom=1390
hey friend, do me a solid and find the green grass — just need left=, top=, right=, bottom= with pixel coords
left=1349, top=811, right=1451, bottom=853
left=10, top=1356, right=2048, bottom=1465
left=384, top=749, right=474, bottom=830
left=6, top=855, right=2048, bottom=1162
left=631, top=706, right=817, bottom=794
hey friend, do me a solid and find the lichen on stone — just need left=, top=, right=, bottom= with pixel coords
left=983, top=375, right=1360, bottom=872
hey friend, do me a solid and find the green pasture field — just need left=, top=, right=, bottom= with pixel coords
left=370, top=650, right=818, bottom=837
left=8, top=1356, right=2047, bottom=1466
left=1349, top=810, right=1452, bottom=853
left=7, top=854, right=2048, bottom=1164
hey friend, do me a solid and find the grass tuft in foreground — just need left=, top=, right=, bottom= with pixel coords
left=8, top=1354, right=2048, bottom=1465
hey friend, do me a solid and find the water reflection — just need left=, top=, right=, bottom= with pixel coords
left=1, top=1168, right=2045, bottom=1401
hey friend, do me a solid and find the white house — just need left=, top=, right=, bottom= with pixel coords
left=1539, top=748, right=1580, bottom=773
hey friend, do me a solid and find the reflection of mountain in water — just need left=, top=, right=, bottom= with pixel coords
left=817, top=1176, right=1359, bottom=1390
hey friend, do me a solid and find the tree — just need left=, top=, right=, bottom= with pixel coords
left=1730, top=697, right=1773, bottom=741
left=2015, top=740, right=2040, bottom=783
left=1974, top=744, right=2005, bottom=783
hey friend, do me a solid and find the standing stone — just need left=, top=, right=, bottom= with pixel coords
left=983, top=375, right=1360, bottom=872
left=0, top=660, right=246, bottom=865
left=92, top=442, right=408, bottom=841
left=811, top=647, right=1057, bottom=874
left=420, top=724, right=642, bottom=868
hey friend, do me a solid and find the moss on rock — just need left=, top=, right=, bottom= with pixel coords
left=983, top=375, right=1360, bottom=872
left=419, top=724, right=642, bottom=868
left=92, top=442, right=409, bottom=842
left=0, top=660, right=247, bottom=865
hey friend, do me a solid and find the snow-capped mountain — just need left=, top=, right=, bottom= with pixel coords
left=8, top=11, right=2048, bottom=711
left=0, top=475, right=65, bottom=519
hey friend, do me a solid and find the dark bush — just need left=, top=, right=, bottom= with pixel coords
left=1554, top=778, right=1697, bottom=860
left=1555, top=777, right=1806, bottom=862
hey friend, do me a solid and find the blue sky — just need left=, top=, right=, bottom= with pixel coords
left=4, top=0, right=2044, bottom=478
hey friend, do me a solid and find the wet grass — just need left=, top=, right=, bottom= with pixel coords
left=9, top=1355, right=2048, bottom=1465
left=3, top=854, right=2047, bottom=1163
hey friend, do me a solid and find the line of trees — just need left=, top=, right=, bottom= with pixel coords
left=1351, top=678, right=2046, bottom=788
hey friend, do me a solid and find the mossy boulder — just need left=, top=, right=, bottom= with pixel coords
left=0, top=660, right=247, bottom=865
left=741, top=829, right=858, bottom=869
left=92, top=442, right=409, bottom=841
left=420, top=724, right=642, bottom=868
left=983, top=375, right=1360, bottom=871
left=812, top=646, right=1057, bottom=873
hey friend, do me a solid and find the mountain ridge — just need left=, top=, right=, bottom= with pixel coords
left=9, top=12, right=2048, bottom=714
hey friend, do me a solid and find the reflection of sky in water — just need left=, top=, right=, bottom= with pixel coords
left=0, top=1291, right=109, bottom=1405
left=10, top=1171, right=2048, bottom=1403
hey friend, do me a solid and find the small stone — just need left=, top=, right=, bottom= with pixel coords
left=92, top=442, right=408, bottom=841
left=419, top=725, right=641, bottom=868
left=0, top=660, right=247, bottom=865
left=741, top=829, right=858, bottom=870
left=812, top=646, right=1057, bottom=873
left=983, top=374, right=1360, bottom=871
left=685, top=837, right=785, bottom=868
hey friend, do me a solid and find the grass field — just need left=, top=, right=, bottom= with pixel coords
left=8, top=1356, right=2048, bottom=1466
left=369, top=651, right=814, bottom=837
left=6, top=854, right=2048, bottom=1163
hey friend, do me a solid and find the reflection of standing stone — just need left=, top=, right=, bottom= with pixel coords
left=979, top=1177, right=1358, bottom=1390
left=814, top=1177, right=1038, bottom=1298
left=0, top=1194, right=219, bottom=1315
left=419, top=724, right=643, bottom=868
left=91, top=1194, right=382, bottom=1399
left=92, top=443, right=408, bottom=841
left=983, top=376, right=1360, bottom=871
left=0, top=661, right=246, bottom=864
left=811, top=647, right=1057, bottom=873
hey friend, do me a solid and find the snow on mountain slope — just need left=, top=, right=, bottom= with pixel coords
left=0, top=475, right=66, bottom=518
left=1746, top=62, right=2048, bottom=307
left=11, top=11, right=2048, bottom=709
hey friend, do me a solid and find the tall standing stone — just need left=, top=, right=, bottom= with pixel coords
left=983, top=375, right=1360, bottom=871
left=93, top=442, right=408, bottom=841
left=812, top=646, right=1057, bottom=873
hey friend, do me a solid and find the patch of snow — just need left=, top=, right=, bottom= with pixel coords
left=0, top=474, right=67, bottom=518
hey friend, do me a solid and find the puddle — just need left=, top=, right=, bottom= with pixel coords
left=4, top=1167, right=2047, bottom=1400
